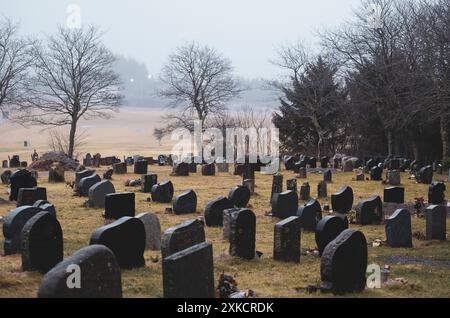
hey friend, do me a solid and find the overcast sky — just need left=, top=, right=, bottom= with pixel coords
left=2, top=0, right=362, bottom=78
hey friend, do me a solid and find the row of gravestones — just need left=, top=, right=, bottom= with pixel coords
left=2, top=155, right=27, bottom=169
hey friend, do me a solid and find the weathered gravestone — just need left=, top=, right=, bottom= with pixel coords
left=286, top=179, right=297, bottom=193
left=386, top=170, right=401, bottom=186
left=370, top=166, right=382, bottom=181
left=298, top=167, right=307, bottom=179
left=204, top=196, right=234, bottom=227
left=88, top=180, right=115, bottom=208
left=48, top=163, right=65, bottom=183
left=331, top=186, right=353, bottom=214
left=151, top=180, right=174, bottom=203
left=78, top=174, right=101, bottom=197
left=173, top=189, right=197, bottom=214
left=317, top=181, right=327, bottom=198
left=355, top=195, right=383, bottom=225
left=201, top=163, right=216, bottom=176
left=161, top=219, right=205, bottom=258
left=136, top=213, right=161, bottom=250
left=419, top=165, right=433, bottom=184
left=315, top=216, right=348, bottom=256
left=299, top=182, right=310, bottom=201
left=134, top=160, right=148, bottom=175
left=228, top=185, right=251, bottom=208
left=104, top=192, right=135, bottom=220
left=9, top=169, right=37, bottom=201
left=1, top=170, right=12, bottom=185
left=217, top=162, right=229, bottom=173
left=113, top=162, right=127, bottom=174
left=17, top=187, right=47, bottom=207
left=385, top=209, right=412, bottom=248
left=21, top=212, right=63, bottom=272
left=320, top=229, right=368, bottom=295
left=426, top=205, right=447, bottom=241
left=273, top=216, right=301, bottom=263
left=270, top=174, right=283, bottom=203
left=297, top=199, right=322, bottom=231
left=172, top=162, right=189, bottom=176
left=74, top=170, right=95, bottom=192
left=324, top=169, right=332, bottom=183
left=2, top=160, right=8, bottom=168
left=3, top=206, right=43, bottom=255
left=271, top=190, right=299, bottom=219
left=162, top=242, right=215, bottom=298
left=229, top=209, right=256, bottom=260
left=37, top=245, right=122, bottom=298
left=90, top=217, right=145, bottom=268
left=243, top=179, right=255, bottom=194
left=428, top=182, right=446, bottom=205
left=141, top=173, right=157, bottom=193
left=384, top=187, right=405, bottom=204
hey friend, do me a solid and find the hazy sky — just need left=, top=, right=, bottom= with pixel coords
left=1, top=0, right=362, bottom=78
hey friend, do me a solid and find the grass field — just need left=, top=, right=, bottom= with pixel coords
left=0, top=166, right=449, bottom=298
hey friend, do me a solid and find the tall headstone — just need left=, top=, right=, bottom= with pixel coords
left=9, top=169, right=37, bottom=201
left=136, top=213, right=161, bottom=250
left=273, top=216, right=301, bottom=263
left=384, top=187, right=405, bottom=204
left=317, top=181, right=327, bottom=198
left=315, top=216, right=347, bottom=256
left=331, top=186, right=354, bottom=214
left=385, top=209, right=412, bottom=248
left=270, top=174, right=283, bottom=203
left=370, top=166, right=382, bottom=181
left=161, top=219, right=206, bottom=258
left=88, top=180, right=115, bottom=208
left=141, top=173, right=157, bottom=193
left=419, top=165, right=433, bottom=184
left=299, top=182, right=310, bottom=201
left=104, top=192, right=135, bottom=220
left=297, top=199, right=322, bottom=231
left=324, top=169, right=332, bottom=183
left=173, top=189, right=197, bottom=214
left=229, top=209, right=256, bottom=260
left=204, top=196, right=234, bottom=227
left=271, top=190, right=299, bottom=219
left=425, top=205, right=447, bottom=241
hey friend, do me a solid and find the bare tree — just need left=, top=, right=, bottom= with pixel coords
left=0, top=18, right=33, bottom=116
left=13, top=26, right=122, bottom=158
left=47, top=129, right=88, bottom=158
left=159, top=42, right=241, bottom=131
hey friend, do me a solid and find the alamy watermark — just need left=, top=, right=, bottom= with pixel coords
left=66, top=4, right=82, bottom=29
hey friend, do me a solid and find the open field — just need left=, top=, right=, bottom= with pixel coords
left=0, top=166, right=449, bottom=298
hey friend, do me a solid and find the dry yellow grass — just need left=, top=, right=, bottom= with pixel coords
left=0, top=167, right=449, bottom=298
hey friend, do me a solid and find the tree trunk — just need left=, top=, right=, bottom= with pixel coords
left=440, top=115, right=449, bottom=160
left=68, top=118, right=78, bottom=159
left=387, top=130, right=394, bottom=156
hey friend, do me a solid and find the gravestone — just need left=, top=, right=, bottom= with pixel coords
left=370, top=166, right=382, bottom=181
left=323, top=169, right=332, bottom=183
left=308, top=157, right=317, bottom=168
left=30, top=170, right=38, bottom=181
left=151, top=180, right=174, bottom=203
left=113, top=162, right=127, bottom=174
left=37, top=245, right=122, bottom=298
left=315, top=216, right=347, bottom=256
left=242, top=164, right=255, bottom=180
left=228, top=185, right=251, bottom=208
left=103, top=169, right=114, bottom=180
left=320, top=229, right=368, bottom=295
left=136, top=213, right=161, bottom=250
left=3, top=206, right=43, bottom=255
left=104, top=192, right=135, bottom=220
left=320, top=157, right=329, bottom=169
left=297, top=199, right=322, bottom=231
left=385, top=209, right=412, bottom=248
left=89, top=217, right=145, bottom=269
left=342, top=160, right=353, bottom=172
left=234, top=164, right=245, bottom=176
left=78, top=174, right=101, bottom=197
left=188, top=162, right=197, bottom=173
left=172, top=162, right=189, bottom=176
left=134, top=160, right=148, bottom=175
left=271, top=190, right=299, bottom=219
left=284, top=156, right=296, bottom=170
left=173, top=190, right=197, bottom=214
left=384, top=187, right=405, bottom=204
left=204, top=196, right=233, bottom=227
left=419, top=165, right=433, bottom=184
left=201, top=164, right=216, bottom=176
left=2, top=160, right=8, bottom=168
left=21, top=212, right=63, bottom=273
left=48, top=163, right=65, bottom=183
left=17, top=187, right=47, bottom=207
left=425, top=205, right=447, bottom=241
left=243, top=179, right=255, bottom=194
left=355, top=195, right=383, bottom=225
left=9, top=169, right=37, bottom=201
left=74, top=170, right=95, bottom=192
left=162, top=242, right=215, bottom=298
left=217, top=162, right=229, bottom=173
left=9, top=155, right=20, bottom=168
left=428, top=182, right=446, bottom=205
left=223, top=208, right=239, bottom=240
left=1, top=170, right=12, bottom=184
left=356, top=173, right=365, bottom=181
left=286, top=178, right=297, bottom=193
left=161, top=219, right=205, bottom=258
left=88, top=180, right=115, bottom=208
left=33, top=200, right=56, bottom=216
left=331, top=186, right=353, bottom=214
left=299, top=182, right=310, bottom=201
left=298, top=167, right=307, bottom=179
left=273, top=216, right=301, bottom=263
left=317, top=181, right=327, bottom=198
left=141, top=173, right=157, bottom=193
left=386, top=170, right=401, bottom=186
left=388, top=159, right=400, bottom=170
left=83, top=153, right=93, bottom=167
left=229, top=209, right=256, bottom=260
left=270, top=174, right=283, bottom=203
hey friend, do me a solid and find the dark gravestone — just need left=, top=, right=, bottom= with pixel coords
left=320, top=229, right=368, bottom=295
left=229, top=209, right=256, bottom=260
left=425, top=205, right=447, bottom=241
left=385, top=209, right=412, bottom=248
left=317, top=181, right=328, bottom=198
left=141, top=173, right=157, bottom=193
left=9, top=155, right=20, bottom=168
left=161, top=219, right=206, bottom=258
left=9, top=169, right=37, bottom=201
left=21, top=212, right=63, bottom=273
left=308, top=157, right=317, bottom=168
left=104, top=192, right=135, bottom=220
left=315, top=216, right=347, bottom=256
left=223, top=208, right=239, bottom=240
left=228, top=185, right=251, bottom=208
left=273, top=216, right=301, bottom=263
left=201, top=164, right=216, bottom=176
left=33, top=200, right=56, bottom=216
left=242, top=164, right=255, bottom=180
left=297, top=199, right=322, bottom=232
left=2, top=160, right=8, bottom=168
left=162, top=242, right=215, bottom=298
left=299, top=182, right=310, bottom=201
left=286, top=179, right=297, bottom=193
left=173, top=190, right=197, bottom=214
left=88, top=180, right=115, bottom=208
left=388, top=159, right=400, bottom=170
left=331, top=186, right=353, bottom=214
left=37, top=245, right=122, bottom=298
left=234, top=164, right=245, bottom=176
left=134, top=160, right=148, bottom=175
left=189, top=162, right=197, bottom=173
left=356, top=195, right=383, bottom=225
left=419, top=165, right=433, bottom=184
left=74, top=170, right=95, bottom=192
left=370, top=166, right=382, bottom=181
left=284, top=156, right=296, bottom=171
left=151, top=180, right=174, bottom=203
left=103, top=169, right=114, bottom=180
left=270, top=174, right=283, bottom=203
left=324, top=169, right=332, bottom=182
left=298, top=167, right=307, bottom=179
left=204, top=196, right=234, bottom=227
left=90, top=217, right=145, bottom=269
left=384, top=187, right=405, bottom=204
left=48, top=163, right=65, bottom=183
left=1, top=170, right=12, bottom=184
left=271, top=190, right=299, bottom=219
left=17, top=187, right=47, bottom=207
left=113, top=162, right=127, bottom=174
left=320, top=157, right=329, bottom=169
left=3, top=206, right=43, bottom=255
left=428, top=182, right=446, bottom=205
left=136, top=213, right=161, bottom=250
left=172, top=162, right=189, bottom=176
left=78, top=174, right=101, bottom=197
